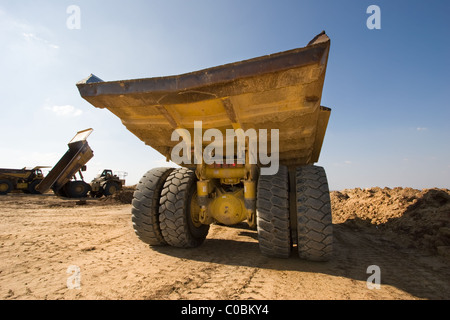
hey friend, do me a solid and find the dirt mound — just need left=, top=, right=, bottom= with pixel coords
left=331, top=187, right=450, bottom=256
left=101, top=186, right=136, bottom=204
left=112, top=186, right=136, bottom=204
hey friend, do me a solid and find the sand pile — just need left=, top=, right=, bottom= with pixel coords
left=331, top=187, right=450, bottom=256
left=99, top=186, right=136, bottom=204
left=111, top=186, right=136, bottom=204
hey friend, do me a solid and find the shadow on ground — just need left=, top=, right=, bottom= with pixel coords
left=154, top=213, right=450, bottom=300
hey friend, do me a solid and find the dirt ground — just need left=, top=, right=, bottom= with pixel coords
left=0, top=187, right=449, bottom=300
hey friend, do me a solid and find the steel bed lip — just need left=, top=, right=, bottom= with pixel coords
left=76, top=32, right=330, bottom=97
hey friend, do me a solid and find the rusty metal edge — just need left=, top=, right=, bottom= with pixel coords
left=76, top=32, right=330, bottom=99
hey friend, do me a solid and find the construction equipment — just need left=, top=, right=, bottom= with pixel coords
left=90, top=169, right=126, bottom=198
left=37, top=129, right=125, bottom=198
left=0, top=166, right=49, bottom=195
left=77, top=31, right=333, bottom=261
left=36, top=129, right=125, bottom=198
left=36, top=129, right=95, bottom=198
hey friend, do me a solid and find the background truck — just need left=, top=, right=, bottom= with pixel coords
left=77, top=31, right=333, bottom=261
left=36, top=129, right=124, bottom=198
left=0, top=166, right=49, bottom=195
left=36, top=128, right=95, bottom=198
left=90, top=169, right=126, bottom=198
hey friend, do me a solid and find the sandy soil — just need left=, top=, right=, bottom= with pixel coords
left=0, top=187, right=449, bottom=300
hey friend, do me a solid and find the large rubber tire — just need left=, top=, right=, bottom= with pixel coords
left=256, top=165, right=291, bottom=258
left=159, top=168, right=210, bottom=248
left=0, top=180, right=13, bottom=195
left=132, top=167, right=175, bottom=246
left=28, top=180, right=42, bottom=194
left=64, top=181, right=91, bottom=198
left=295, top=165, right=333, bottom=261
left=103, top=181, right=121, bottom=196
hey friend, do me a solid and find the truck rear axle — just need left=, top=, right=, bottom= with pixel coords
left=78, top=31, right=334, bottom=261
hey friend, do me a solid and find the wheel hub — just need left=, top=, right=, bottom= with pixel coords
left=210, top=193, right=246, bottom=225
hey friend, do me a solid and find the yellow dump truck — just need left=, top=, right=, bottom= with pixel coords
left=36, top=129, right=125, bottom=198
left=0, top=166, right=48, bottom=195
left=36, top=129, right=95, bottom=198
left=90, top=169, right=126, bottom=198
left=77, top=31, right=333, bottom=261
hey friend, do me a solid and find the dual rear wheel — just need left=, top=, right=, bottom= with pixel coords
left=256, top=165, right=333, bottom=261
left=132, top=165, right=333, bottom=261
left=132, top=167, right=209, bottom=248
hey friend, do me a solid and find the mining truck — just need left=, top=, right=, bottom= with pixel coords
left=36, top=128, right=95, bottom=198
left=90, top=169, right=126, bottom=198
left=36, top=129, right=124, bottom=198
left=76, top=31, right=333, bottom=261
left=0, top=166, right=49, bottom=195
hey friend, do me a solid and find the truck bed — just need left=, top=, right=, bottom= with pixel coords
left=36, top=129, right=94, bottom=194
left=77, top=32, right=331, bottom=167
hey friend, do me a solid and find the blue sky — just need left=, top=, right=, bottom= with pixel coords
left=0, top=0, right=449, bottom=190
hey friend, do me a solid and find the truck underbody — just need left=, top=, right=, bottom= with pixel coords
left=77, top=31, right=333, bottom=261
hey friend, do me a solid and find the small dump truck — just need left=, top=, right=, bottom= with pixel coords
left=0, top=166, right=49, bottom=195
left=77, top=31, right=333, bottom=261
left=36, top=129, right=124, bottom=198
left=36, top=129, right=95, bottom=198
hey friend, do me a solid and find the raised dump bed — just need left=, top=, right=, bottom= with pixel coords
left=36, top=129, right=94, bottom=198
left=77, top=31, right=333, bottom=261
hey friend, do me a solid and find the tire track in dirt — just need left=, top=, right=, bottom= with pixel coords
left=140, top=223, right=271, bottom=300
left=1, top=194, right=449, bottom=300
left=333, top=225, right=449, bottom=299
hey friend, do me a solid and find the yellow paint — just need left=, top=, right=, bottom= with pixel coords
left=208, top=188, right=247, bottom=225
left=243, top=180, right=256, bottom=201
